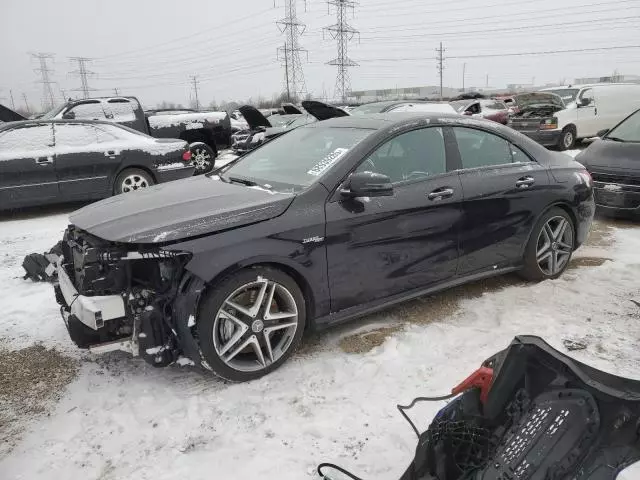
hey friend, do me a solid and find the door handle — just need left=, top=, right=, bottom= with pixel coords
left=516, top=176, right=535, bottom=188
left=35, top=157, right=53, bottom=165
left=427, top=187, right=454, bottom=200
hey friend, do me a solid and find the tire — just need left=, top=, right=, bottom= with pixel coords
left=189, top=142, right=216, bottom=175
left=557, top=126, right=576, bottom=151
left=519, top=207, right=575, bottom=281
left=197, top=266, right=306, bottom=381
left=113, top=168, right=155, bottom=195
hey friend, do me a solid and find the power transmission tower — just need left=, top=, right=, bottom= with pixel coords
left=113, top=88, right=120, bottom=96
left=69, top=57, right=96, bottom=99
left=436, top=42, right=445, bottom=100
left=276, top=0, right=308, bottom=102
left=462, top=63, right=466, bottom=92
left=31, top=52, right=57, bottom=111
left=22, top=93, right=31, bottom=114
left=190, top=75, right=200, bottom=110
left=324, top=0, right=359, bottom=103
left=9, top=90, right=16, bottom=110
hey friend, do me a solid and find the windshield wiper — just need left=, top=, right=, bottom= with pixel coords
left=228, top=176, right=259, bottom=187
left=605, top=136, right=625, bottom=142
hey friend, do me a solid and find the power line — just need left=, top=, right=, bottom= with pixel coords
left=30, top=52, right=57, bottom=111
left=324, top=0, right=360, bottom=103
left=69, top=57, right=97, bottom=99
left=356, top=44, right=640, bottom=62
left=276, top=0, right=308, bottom=101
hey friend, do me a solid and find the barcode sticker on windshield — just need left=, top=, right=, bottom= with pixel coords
left=307, top=148, right=349, bottom=176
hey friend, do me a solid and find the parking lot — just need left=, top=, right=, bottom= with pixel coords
left=1, top=192, right=639, bottom=479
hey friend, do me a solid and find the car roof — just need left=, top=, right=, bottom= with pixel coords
left=0, top=118, right=122, bottom=131
left=306, top=112, right=466, bottom=129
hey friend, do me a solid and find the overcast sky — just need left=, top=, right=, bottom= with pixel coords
left=1, top=0, right=639, bottom=111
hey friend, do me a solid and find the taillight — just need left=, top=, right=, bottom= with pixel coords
left=182, top=150, right=192, bottom=161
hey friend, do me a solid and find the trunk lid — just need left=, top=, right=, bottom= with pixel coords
left=238, top=105, right=272, bottom=129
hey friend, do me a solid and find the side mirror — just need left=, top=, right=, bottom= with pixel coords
left=596, top=128, right=609, bottom=138
left=341, top=171, right=393, bottom=198
left=62, top=110, right=75, bottom=119
left=579, top=98, right=592, bottom=107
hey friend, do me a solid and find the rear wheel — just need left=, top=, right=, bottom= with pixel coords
left=557, top=126, right=576, bottom=151
left=520, top=207, right=575, bottom=281
left=197, top=267, right=306, bottom=381
left=114, top=168, right=154, bottom=195
left=189, top=142, right=216, bottom=175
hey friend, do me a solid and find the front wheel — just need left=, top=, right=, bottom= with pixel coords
left=520, top=208, right=575, bottom=281
left=190, top=142, right=216, bottom=175
left=114, top=168, right=154, bottom=195
left=197, top=267, right=306, bottom=381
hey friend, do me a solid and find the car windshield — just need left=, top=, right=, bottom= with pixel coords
left=40, top=104, right=67, bottom=120
left=221, top=126, right=372, bottom=192
left=607, top=109, right=640, bottom=142
left=543, top=89, right=579, bottom=105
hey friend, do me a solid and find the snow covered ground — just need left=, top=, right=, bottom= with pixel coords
left=1, top=205, right=640, bottom=479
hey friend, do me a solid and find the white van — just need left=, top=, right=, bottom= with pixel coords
left=510, top=83, right=640, bottom=150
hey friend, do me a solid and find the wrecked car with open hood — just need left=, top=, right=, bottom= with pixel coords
left=231, top=100, right=349, bottom=154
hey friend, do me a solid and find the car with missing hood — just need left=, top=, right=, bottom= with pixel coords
left=450, top=98, right=510, bottom=125
left=54, top=113, right=594, bottom=381
left=0, top=119, right=194, bottom=209
left=575, top=107, right=640, bottom=216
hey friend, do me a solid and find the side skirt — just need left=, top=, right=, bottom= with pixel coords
left=313, top=266, right=521, bottom=330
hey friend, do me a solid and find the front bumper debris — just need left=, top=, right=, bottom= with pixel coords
left=56, top=262, right=126, bottom=330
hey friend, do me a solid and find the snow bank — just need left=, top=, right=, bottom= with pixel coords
left=0, top=214, right=639, bottom=479
left=148, top=112, right=227, bottom=129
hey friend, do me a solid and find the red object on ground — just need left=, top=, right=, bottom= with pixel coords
left=451, top=366, right=494, bottom=404
left=182, top=150, right=192, bottom=161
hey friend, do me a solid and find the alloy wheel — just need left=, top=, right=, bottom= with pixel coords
left=192, top=147, right=212, bottom=173
left=536, top=216, right=573, bottom=276
left=121, top=174, right=149, bottom=193
left=212, top=278, right=299, bottom=373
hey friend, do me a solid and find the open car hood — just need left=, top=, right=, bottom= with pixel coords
left=319, top=335, right=640, bottom=480
left=0, top=104, right=26, bottom=122
left=281, top=103, right=303, bottom=114
left=69, top=176, right=294, bottom=244
left=516, top=92, right=565, bottom=110
left=301, top=100, right=350, bottom=121
left=238, top=105, right=272, bottom=129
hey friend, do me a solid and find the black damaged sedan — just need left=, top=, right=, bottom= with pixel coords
left=54, top=114, right=594, bottom=381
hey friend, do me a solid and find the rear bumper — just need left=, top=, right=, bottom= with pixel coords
left=512, top=128, right=562, bottom=147
left=154, top=163, right=195, bottom=183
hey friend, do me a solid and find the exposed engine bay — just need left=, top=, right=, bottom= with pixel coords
left=318, top=336, right=640, bottom=480
left=54, top=225, right=206, bottom=368
left=511, top=104, right=563, bottom=119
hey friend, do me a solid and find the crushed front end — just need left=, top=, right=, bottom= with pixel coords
left=54, top=225, right=204, bottom=367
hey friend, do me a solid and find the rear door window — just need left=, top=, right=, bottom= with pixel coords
left=54, top=124, right=99, bottom=147
left=453, top=127, right=513, bottom=168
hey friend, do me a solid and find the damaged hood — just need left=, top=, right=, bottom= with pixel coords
left=238, top=105, right=272, bottom=129
left=515, top=92, right=565, bottom=110
left=69, top=176, right=295, bottom=244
